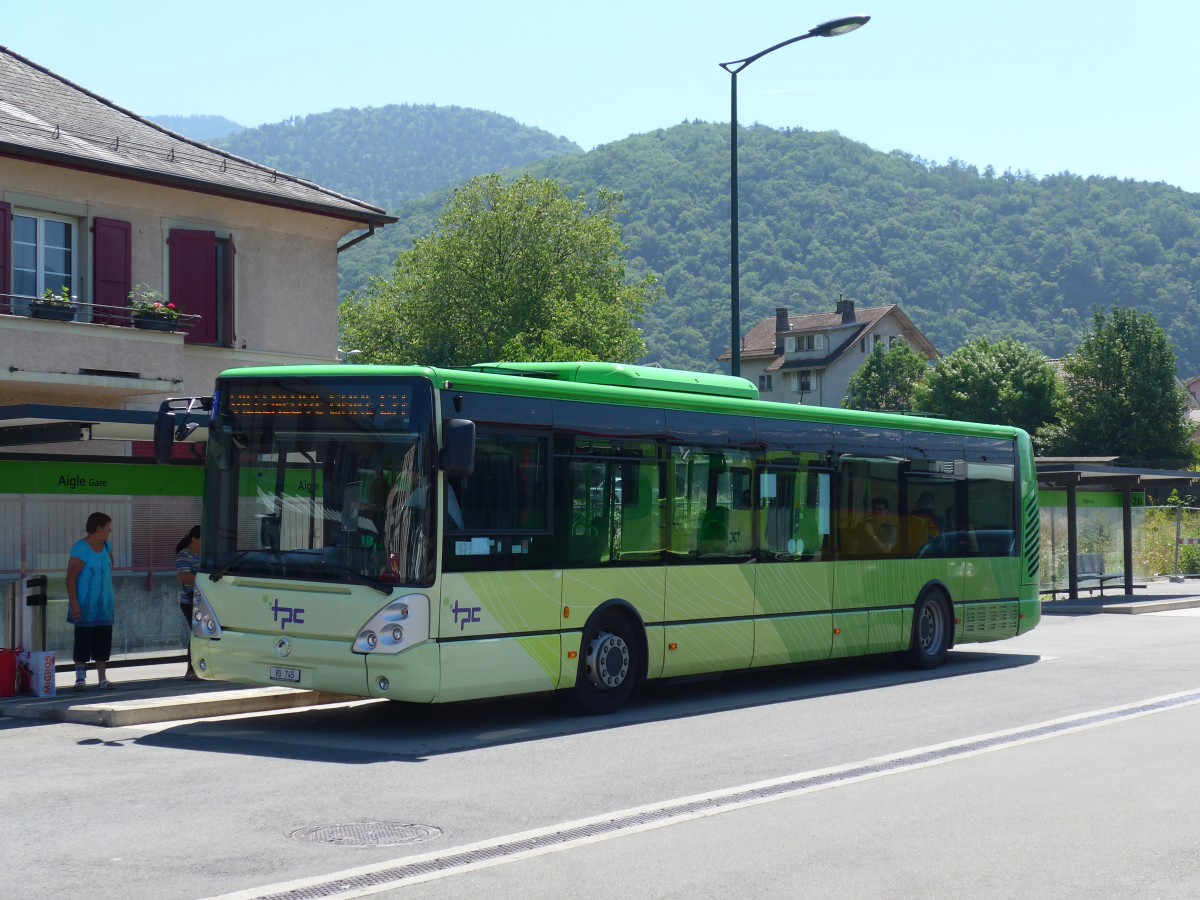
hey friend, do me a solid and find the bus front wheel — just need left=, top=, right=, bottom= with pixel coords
left=574, top=612, right=640, bottom=715
left=906, top=591, right=950, bottom=669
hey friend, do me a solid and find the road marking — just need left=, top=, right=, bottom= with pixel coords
left=207, top=687, right=1200, bottom=900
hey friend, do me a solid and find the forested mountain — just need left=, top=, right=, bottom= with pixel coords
left=213, top=104, right=582, bottom=210
left=340, top=122, right=1200, bottom=375
left=150, top=114, right=244, bottom=141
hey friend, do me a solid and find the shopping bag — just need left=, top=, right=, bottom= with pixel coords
left=0, top=647, right=17, bottom=698
left=20, top=650, right=56, bottom=697
left=15, top=649, right=31, bottom=694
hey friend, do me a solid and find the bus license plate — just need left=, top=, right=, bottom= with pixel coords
left=269, top=666, right=301, bottom=684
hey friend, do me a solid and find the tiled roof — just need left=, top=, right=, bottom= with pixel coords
left=0, top=46, right=393, bottom=226
left=718, top=305, right=893, bottom=364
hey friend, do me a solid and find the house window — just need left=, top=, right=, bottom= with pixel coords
left=11, top=211, right=76, bottom=305
left=799, top=370, right=812, bottom=392
left=759, top=375, right=773, bottom=391
left=799, top=334, right=816, bottom=351
left=873, top=334, right=883, bottom=351
left=860, top=338, right=867, bottom=353
left=785, top=336, right=796, bottom=352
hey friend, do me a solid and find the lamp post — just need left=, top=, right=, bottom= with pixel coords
left=720, top=14, right=870, bottom=378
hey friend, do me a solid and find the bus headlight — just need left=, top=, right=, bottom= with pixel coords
left=191, top=583, right=223, bottom=640
left=353, top=594, right=429, bottom=655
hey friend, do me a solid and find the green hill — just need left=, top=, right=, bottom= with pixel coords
left=342, top=122, right=1200, bottom=375
left=213, top=104, right=582, bottom=210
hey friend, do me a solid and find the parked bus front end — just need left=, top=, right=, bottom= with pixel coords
left=188, top=367, right=457, bottom=701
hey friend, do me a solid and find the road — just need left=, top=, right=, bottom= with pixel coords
left=5, top=606, right=1200, bottom=899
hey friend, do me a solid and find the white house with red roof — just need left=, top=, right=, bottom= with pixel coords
left=719, top=297, right=940, bottom=405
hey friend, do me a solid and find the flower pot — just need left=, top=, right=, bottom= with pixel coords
left=133, top=314, right=178, bottom=332
left=31, top=304, right=75, bottom=322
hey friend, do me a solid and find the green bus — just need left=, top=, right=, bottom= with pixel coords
left=161, top=362, right=1040, bottom=714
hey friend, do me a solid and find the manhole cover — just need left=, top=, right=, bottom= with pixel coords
left=288, top=822, right=442, bottom=847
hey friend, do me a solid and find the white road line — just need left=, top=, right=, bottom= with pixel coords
left=206, top=687, right=1200, bottom=900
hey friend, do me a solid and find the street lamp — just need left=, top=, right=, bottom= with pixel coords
left=720, top=14, right=870, bottom=378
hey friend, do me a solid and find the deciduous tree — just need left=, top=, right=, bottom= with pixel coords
left=339, top=174, right=659, bottom=366
left=842, top=342, right=929, bottom=412
left=1053, top=306, right=1195, bottom=466
left=913, top=337, right=1061, bottom=434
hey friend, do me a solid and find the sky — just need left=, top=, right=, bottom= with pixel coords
left=5, top=1, right=1200, bottom=192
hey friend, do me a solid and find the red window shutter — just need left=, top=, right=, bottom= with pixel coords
left=169, top=229, right=216, bottom=344
left=92, top=217, right=132, bottom=325
left=0, top=202, right=10, bottom=315
left=224, top=236, right=235, bottom=346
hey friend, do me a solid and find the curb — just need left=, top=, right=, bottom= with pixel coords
left=0, top=687, right=361, bottom=727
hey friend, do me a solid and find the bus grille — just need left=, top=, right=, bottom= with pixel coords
left=962, top=602, right=1020, bottom=635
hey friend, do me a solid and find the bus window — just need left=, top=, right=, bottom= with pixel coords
left=759, top=452, right=829, bottom=561
left=837, top=456, right=901, bottom=558
left=965, top=462, right=1016, bottom=553
left=670, top=446, right=754, bottom=561
left=443, top=433, right=550, bottom=572
left=559, top=439, right=661, bottom=567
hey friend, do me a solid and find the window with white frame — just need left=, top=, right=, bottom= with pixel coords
left=759, top=374, right=773, bottom=391
left=799, top=370, right=812, bottom=392
left=12, top=211, right=76, bottom=302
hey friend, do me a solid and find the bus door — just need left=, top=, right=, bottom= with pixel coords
left=663, top=446, right=754, bottom=677
left=751, top=454, right=834, bottom=667
left=559, top=439, right=667, bottom=676
left=833, top=454, right=903, bottom=657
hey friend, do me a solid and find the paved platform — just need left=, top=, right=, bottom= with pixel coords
left=1040, top=577, right=1200, bottom=615
left=4, top=579, right=1200, bottom=728
left=0, top=659, right=359, bottom=727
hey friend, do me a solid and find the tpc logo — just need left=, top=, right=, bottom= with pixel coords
left=451, top=600, right=481, bottom=631
left=271, top=598, right=305, bottom=630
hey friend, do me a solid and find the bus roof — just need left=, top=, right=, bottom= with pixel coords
left=215, top=361, right=1024, bottom=441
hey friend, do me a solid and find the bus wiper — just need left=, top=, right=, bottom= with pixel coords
left=320, top=563, right=392, bottom=595
left=208, top=550, right=268, bottom=582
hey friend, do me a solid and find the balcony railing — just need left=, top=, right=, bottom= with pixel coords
left=0, top=293, right=200, bottom=331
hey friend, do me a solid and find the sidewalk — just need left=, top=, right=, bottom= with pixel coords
left=1040, top=577, right=1200, bottom=615
left=0, top=659, right=359, bottom=727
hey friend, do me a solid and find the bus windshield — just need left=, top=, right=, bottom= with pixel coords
left=201, top=376, right=437, bottom=588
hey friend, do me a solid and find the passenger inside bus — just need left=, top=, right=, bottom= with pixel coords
left=907, top=490, right=943, bottom=552
left=911, top=492, right=942, bottom=534
left=856, top=496, right=896, bottom=554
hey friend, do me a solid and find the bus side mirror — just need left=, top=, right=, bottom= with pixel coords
left=153, top=401, right=176, bottom=464
left=153, top=396, right=211, bottom=464
left=439, top=419, right=475, bottom=476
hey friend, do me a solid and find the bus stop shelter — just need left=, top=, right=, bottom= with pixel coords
left=1036, top=458, right=1200, bottom=599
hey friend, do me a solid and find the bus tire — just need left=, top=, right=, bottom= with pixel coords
left=906, top=590, right=950, bottom=669
left=574, top=610, right=640, bottom=715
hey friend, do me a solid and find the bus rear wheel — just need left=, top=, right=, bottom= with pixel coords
left=906, top=591, right=950, bottom=669
left=574, top=612, right=639, bottom=715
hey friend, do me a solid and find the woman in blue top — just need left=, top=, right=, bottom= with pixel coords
left=174, top=526, right=201, bottom=679
left=66, top=511, right=116, bottom=690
